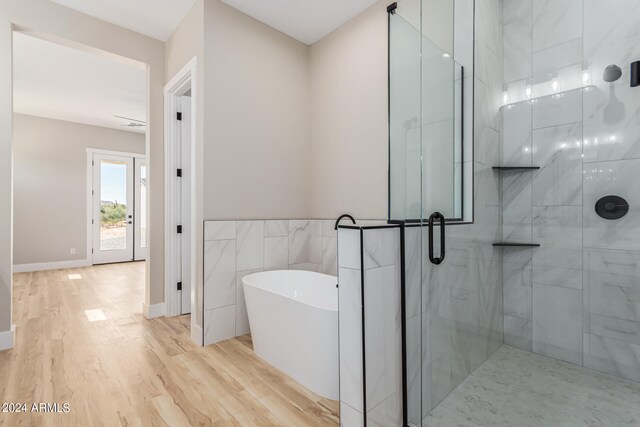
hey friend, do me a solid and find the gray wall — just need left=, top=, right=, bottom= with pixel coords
left=167, top=0, right=393, bottom=332
left=309, top=0, right=389, bottom=220
left=308, top=0, right=474, bottom=221
left=166, top=0, right=312, bottom=333
left=203, top=0, right=311, bottom=221
left=165, top=0, right=206, bottom=331
left=171, top=0, right=393, bottom=223
left=13, top=114, right=145, bottom=265
left=501, top=0, right=640, bottom=383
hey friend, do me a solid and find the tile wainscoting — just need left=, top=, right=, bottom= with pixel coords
left=203, top=219, right=384, bottom=345
left=337, top=225, right=403, bottom=427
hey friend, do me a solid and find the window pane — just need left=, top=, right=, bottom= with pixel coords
left=99, top=160, right=127, bottom=251
left=140, top=163, right=147, bottom=248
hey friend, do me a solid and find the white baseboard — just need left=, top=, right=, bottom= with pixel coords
left=191, top=322, right=203, bottom=346
left=0, top=325, right=15, bottom=351
left=143, top=302, right=166, bottom=319
left=13, top=259, right=91, bottom=273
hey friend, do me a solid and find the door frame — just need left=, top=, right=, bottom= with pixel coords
left=164, top=57, right=198, bottom=344
left=86, top=148, right=146, bottom=266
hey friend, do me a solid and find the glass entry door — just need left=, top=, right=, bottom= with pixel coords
left=134, top=160, right=147, bottom=261
left=91, top=153, right=145, bottom=265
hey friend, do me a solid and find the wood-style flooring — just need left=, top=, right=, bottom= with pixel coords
left=0, top=262, right=339, bottom=426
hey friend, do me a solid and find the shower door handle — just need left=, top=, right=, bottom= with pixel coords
left=428, top=212, right=446, bottom=265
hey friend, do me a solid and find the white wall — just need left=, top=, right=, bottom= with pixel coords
left=12, top=114, right=145, bottom=266
left=166, top=0, right=312, bottom=331
left=0, top=0, right=165, bottom=336
left=165, top=0, right=206, bottom=330
left=308, top=0, right=465, bottom=220
left=166, top=0, right=204, bottom=81
left=166, top=6, right=204, bottom=240
left=164, top=0, right=390, bottom=331
left=1, top=0, right=390, bottom=341
left=309, top=1, right=389, bottom=220
left=174, top=0, right=389, bottom=224
left=203, top=0, right=311, bottom=221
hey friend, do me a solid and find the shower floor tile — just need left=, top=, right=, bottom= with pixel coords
left=423, top=345, right=640, bottom=427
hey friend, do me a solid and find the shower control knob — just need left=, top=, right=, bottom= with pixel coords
left=595, top=195, right=629, bottom=220
left=604, top=202, right=618, bottom=212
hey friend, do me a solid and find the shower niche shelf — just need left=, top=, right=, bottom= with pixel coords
left=492, top=242, right=540, bottom=247
left=500, top=85, right=597, bottom=110
left=492, top=166, right=540, bottom=171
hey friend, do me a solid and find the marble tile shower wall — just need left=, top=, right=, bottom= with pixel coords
left=501, top=0, right=640, bottom=382
left=202, top=219, right=362, bottom=346
left=337, top=226, right=403, bottom=427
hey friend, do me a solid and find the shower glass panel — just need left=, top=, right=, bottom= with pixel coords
left=422, top=37, right=463, bottom=220
left=389, top=0, right=464, bottom=223
left=389, top=0, right=422, bottom=221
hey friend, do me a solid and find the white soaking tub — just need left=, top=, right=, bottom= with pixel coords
left=243, top=270, right=339, bottom=400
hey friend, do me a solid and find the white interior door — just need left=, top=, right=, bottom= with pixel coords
left=178, top=96, right=192, bottom=314
left=92, top=154, right=134, bottom=264
left=134, top=159, right=147, bottom=261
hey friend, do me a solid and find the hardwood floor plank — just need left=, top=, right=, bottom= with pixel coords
left=0, top=263, right=339, bottom=426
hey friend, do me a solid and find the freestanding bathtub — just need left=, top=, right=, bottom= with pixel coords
left=243, top=270, right=339, bottom=400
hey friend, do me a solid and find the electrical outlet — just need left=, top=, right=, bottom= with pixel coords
left=70, top=248, right=76, bottom=255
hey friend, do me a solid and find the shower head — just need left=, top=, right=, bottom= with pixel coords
left=603, top=64, right=622, bottom=82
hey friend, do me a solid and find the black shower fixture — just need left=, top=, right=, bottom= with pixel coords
left=595, top=195, right=629, bottom=220
left=631, top=61, right=640, bottom=87
left=603, top=64, right=622, bottom=82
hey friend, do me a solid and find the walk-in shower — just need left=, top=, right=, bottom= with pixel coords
left=387, top=0, right=640, bottom=426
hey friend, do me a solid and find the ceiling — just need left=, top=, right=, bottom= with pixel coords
left=50, top=0, right=198, bottom=41
left=49, top=0, right=380, bottom=45
left=13, top=32, right=147, bottom=133
left=220, top=0, right=380, bottom=45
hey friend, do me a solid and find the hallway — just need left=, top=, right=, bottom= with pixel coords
left=0, top=263, right=338, bottom=426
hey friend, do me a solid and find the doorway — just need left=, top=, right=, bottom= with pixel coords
left=175, top=96, right=191, bottom=314
left=89, top=150, right=146, bottom=265
left=167, top=94, right=192, bottom=316
left=164, top=58, right=197, bottom=333
left=12, top=30, right=149, bottom=278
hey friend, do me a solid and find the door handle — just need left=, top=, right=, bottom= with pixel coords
left=428, top=212, right=445, bottom=265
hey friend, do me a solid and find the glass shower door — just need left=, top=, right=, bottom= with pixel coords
left=418, top=47, right=464, bottom=427
left=389, top=0, right=471, bottom=425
